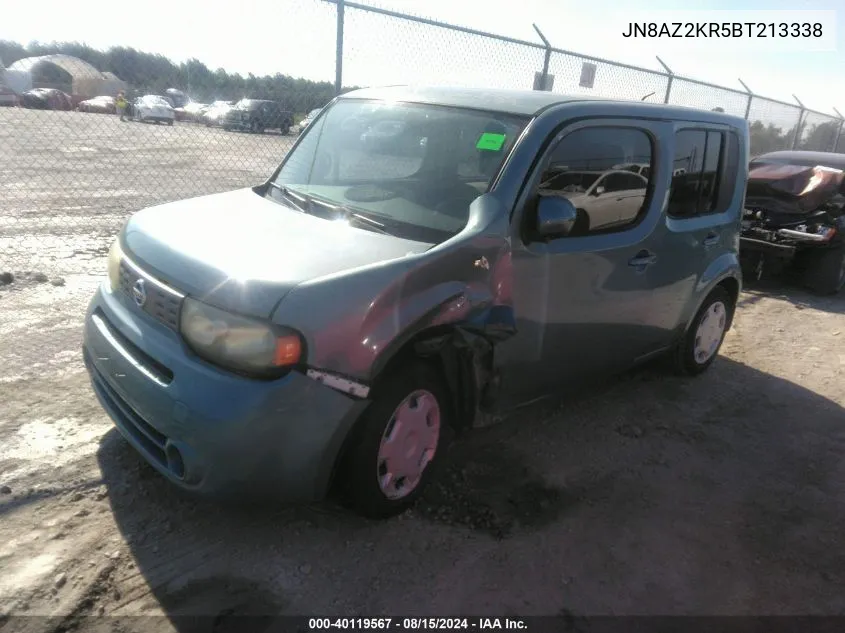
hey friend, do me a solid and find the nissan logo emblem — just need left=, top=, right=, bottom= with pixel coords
left=131, top=279, right=147, bottom=308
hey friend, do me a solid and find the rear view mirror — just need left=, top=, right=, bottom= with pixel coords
left=536, top=195, right=579, bottom=238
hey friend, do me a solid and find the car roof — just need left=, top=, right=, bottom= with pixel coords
left=751, top=150, right=845, bottom=169
left=338, top=85, right=747, bottom=125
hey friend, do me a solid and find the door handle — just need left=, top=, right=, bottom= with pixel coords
left=628, top=251, right=658, bottom=267
left=703, top=233, right=720, bottom=247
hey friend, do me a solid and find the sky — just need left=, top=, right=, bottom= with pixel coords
left=2, top=0, right=843, bottom=128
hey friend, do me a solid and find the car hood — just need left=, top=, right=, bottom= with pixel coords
left=746, top=163, right=845, bottom=215
left=121, top=188, right=433, bottom=318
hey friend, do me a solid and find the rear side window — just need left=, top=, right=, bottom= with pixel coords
left=669, top=129, right=737, bottom=217
left=537, top=126, right=654, bottom=236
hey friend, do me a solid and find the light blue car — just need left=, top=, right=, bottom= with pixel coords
left=83, top=86, right=747, bottom=518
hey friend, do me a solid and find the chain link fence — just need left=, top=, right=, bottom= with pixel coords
left=1, top=0, right=844, bottom=369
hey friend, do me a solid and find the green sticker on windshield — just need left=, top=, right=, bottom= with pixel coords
left=476, top=132, right=507, bottom=151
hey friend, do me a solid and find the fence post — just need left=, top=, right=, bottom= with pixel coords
left=738, top=78, right=753, bottom=119
left=790, top=94, right=805, bottom=150
left=656, top=56, right=673, bottom=104
left=335, top=0, right=345, bottom=96
left=533, top=24, right=551, bottom=91
left=833, top=107, right=844, bottom=152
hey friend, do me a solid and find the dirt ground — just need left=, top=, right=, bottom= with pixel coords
left=2, top=109, right=845, bottom=631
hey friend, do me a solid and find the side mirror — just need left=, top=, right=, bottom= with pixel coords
left=593, top=185, right=605, bottom=196
left=536, top=195, right=579, bottom=238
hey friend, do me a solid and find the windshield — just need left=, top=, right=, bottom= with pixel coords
left=268, top=99, right=528, bottom=242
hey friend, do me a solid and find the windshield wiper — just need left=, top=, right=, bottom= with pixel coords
left=267, top=182, right=308, bottom=213
left=308, top=197, right=393, bottom=235
left=343, top=211, right=391, bottom=235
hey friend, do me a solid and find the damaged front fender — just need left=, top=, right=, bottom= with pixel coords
left=413, top=304, right=518, bottom=430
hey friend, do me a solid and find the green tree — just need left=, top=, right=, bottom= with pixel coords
left=0, top=39, right=352, bottom=113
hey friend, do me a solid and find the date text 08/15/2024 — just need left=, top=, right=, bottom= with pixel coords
left=622, top=22, right=823, bottom=38
left=307, top=618, right=526, bottom=630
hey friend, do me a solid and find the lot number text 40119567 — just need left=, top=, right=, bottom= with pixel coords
left=307, top=618, right=527, bottom=630
left=621, top=22, right=823, bottom=38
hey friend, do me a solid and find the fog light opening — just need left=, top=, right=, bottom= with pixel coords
left=165, top=443, right=186, bottom=480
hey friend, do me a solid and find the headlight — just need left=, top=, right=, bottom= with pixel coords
left=107, top=238, right=122, bottom=291
left=180, top=297, right=303, bottom=377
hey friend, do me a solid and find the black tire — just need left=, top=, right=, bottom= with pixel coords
left=672, top=286, right=734, bottom=376
left=167, top=119, right=174, bottom=126
left=250, top=119, right=264, bottom=134
left=338, top=361, right=451, bottom=519
left=802, top=246, right=845, bottom=295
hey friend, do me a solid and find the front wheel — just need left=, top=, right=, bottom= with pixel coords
left=802, top=246, right=845, bottom=295
left=672, top=286, right=734, bottom=376
left=338, top=362, right=450, bottom=519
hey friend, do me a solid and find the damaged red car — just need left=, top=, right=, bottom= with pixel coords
left=741, top=150, right=845, bottom=294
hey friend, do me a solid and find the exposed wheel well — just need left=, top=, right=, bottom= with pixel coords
left=369, top=325, right=481, bottom=432
left=370, top=327, right=455, bottom=397
left=715, top=276, right=740, bottom=329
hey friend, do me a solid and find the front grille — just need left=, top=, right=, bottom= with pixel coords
left=92, top=308, right=174, bottom=385
left=118, top=258, right=184, bottom=331
left=85, top=348, right=169, bottom=468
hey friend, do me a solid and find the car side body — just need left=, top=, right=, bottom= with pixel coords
left=82, top=86, right=747, bottom=518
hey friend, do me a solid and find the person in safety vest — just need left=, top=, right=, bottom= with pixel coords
left=116, top=91, right=128, bottom=121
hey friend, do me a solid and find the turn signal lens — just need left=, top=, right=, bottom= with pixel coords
left=274, top=335, right=302, bottom=367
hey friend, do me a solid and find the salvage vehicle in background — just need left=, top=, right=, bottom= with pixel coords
left=21, top=88, right=73, bottom=110
left=741, top=150, right=845, bottom=294
left=0, top=84, right=19, bottom=107
left=132, top=94, right=175, bottom=125
left=222, top=98, right=294, bottom=134
left=165, top=88, right=189, bottom=109
left=78, top=96, right=116, bottom=114
left=174, top=101, right=207, bottom=122
left=201, top=100, right=235, bottom=127
left=294, top=107, right=323, bottom=135
left=83, top=86, right=746, bottom=520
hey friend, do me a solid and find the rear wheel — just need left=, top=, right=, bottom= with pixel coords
left=802, top=246, right=845, bottom=295
left=672, top=287, right=734, bottom=376
left=338, top=361, right=450, bottom=519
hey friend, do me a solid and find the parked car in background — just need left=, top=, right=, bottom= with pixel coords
left=222, top=99, right=294, bottom=134
left=538, top=168, right=649, bottom=233
left=21, top=88, right=73, bottom=110
left=132, top=94, right=175, bottom=125
left=741, top=150, right=845, bottom=294
left=78, top=96, right=116, bottom=114
left=174, top=101, right=207, bottom=122
left=201, top=101, right=235, bottom=127
left=83, top=86, right=747, bottom=520
left=294, top=107, right=322, bottom=135
left=0, top=84, right=18, bottom=107
left=165, top=88, right=189, bottom=109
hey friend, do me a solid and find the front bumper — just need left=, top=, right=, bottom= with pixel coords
left=740, top=235, right=797, bottom=258
left=82, top=281, right=368, bottom=502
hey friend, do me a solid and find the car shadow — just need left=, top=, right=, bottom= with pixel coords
left=740, top=276, right=845, bottom=315
left=94, top=354, right=845, bottom=624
